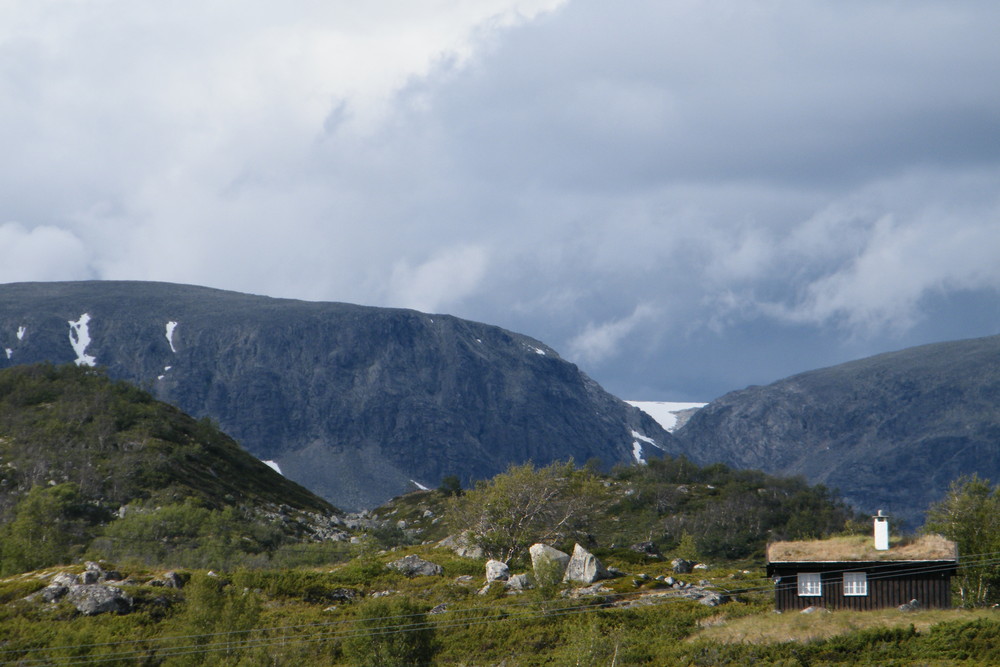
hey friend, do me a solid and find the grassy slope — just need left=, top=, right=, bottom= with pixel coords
left=0, top=363, right=333, bottom=515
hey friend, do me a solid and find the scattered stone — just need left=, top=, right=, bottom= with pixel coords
left=698, top=593, right=728, bottom=607
left=454, top=575, right=475, bottom=585
left=438, top=533, right=485, bottom=560
left=694, top=563, right=709, bottom=570
left=800, top=605, right=830, bottom=614
left=429, top=603, right=449, bottom=615
left=370, top=590, right=397, bottom=598
left=506, top=574, right=534, bottom=591
left=563, top=582, right=612, bottom=599
left=327, top=588, right=360, bottom=603
left=664, top=576, right=676, bottom=586
left=387, top=555, right=443, bottom=577
left=563, top=544, right=611, bottom=585
left=485, top=560, right=510, bottom=582
left=422, top=509, right=435, bottom=518
left=671, top=558, right=694, bottom=574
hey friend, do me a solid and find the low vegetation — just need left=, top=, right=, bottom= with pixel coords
left=3, top=363, right=1000, bottom=663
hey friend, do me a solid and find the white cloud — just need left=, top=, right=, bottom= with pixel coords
left=388, top=245, right=490, bottom=313
left=568, top=304, right=657, bottom=365
left=0, top=223, right=91, bottom=283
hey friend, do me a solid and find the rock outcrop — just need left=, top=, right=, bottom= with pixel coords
left=26, top=563, right=133, bottom=615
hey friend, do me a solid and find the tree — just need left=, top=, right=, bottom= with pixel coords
left=445, top=461, right=609, bottom=563
left=437, top=475, right=463, bottom=497
left=924, top=474, right=1000, bottom=607
left=1, top=483, right=84, bottom=575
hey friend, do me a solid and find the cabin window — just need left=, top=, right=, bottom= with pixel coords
left=843, top=572, right=868, bottom=596
left=797, top=572, right=821, bottom=596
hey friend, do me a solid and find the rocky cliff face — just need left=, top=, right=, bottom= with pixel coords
left=673, top=335, right=1000, bottom=527
left=0, top=281, right=673, bottom=510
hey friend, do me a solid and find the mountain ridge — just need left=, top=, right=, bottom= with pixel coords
left=672, top=333, right=1000, bottom=527
left=0, top=280, right=674, bottom=510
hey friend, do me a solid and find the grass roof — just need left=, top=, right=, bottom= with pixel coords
left=767, top=534, right=957, bottom=562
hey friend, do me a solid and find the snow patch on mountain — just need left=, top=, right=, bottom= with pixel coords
left=632, top=440, right=645, bottom=464
left=16, top=326, right=25, bottom=341
left=4, top=348, right=11, bottom=359
left=411, top=479, right=430, bottom=491
left=68, top=314, right=96, bottom=367
left=628, top=401, right=707, bottom=432
left=165, top=321, right=178, bottom=353
left=263, top=460, right=283, bottom=475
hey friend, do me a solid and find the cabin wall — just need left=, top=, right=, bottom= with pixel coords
left=773, top=567, right=952, bottom=611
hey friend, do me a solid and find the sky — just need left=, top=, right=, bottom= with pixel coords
left=2, top=0, right=1000, bottom=401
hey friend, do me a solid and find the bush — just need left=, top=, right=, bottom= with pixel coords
left=342, top=596, right=436, bottom=666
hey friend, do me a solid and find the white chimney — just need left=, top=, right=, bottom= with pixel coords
left=873, top=510, right=889, bottom=550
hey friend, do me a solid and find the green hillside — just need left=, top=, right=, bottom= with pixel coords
left=0, top=363, right=342, bottom=574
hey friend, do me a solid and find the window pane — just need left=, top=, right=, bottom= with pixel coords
left=844, top=572, right=867, bottom=596
left=798, top=572, right=821, bottom=596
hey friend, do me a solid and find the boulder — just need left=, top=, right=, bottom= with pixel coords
left=66, top=585, right=133, bottom=615
left=698, top=592, right=728, bottom=607
left=30, top=585, right=69, bottom=603
left=386, top=555, right=443, bottom=577
left=629, top=541, right=661, bottom=557
left=438, top=533, right=485, bottom=560
left=506, top=573, right=534, bottom=591
left=671, top=558, right=694, bottom=574
left=529, top=543, right=571, bottom=581
left=51, top=573, right=80, bottom=587
left=563, top=544, right=610, bottom=585
left=898, top=598, right=921, bottom=612
left=485, top=560, right=510, bottom=582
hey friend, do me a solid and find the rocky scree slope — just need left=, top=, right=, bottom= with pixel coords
left=0, top=281, right=674, bottom=510
left=672, top=334, right=1000, bottom=527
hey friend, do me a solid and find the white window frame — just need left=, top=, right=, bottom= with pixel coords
left=797, top=572, right=822, bottom=597
left=843, top=572, right=868, bottom=596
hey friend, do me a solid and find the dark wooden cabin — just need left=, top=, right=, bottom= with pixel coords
left=766, top=531, right=957, bottom=612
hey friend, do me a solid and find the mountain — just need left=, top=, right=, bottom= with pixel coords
left=672, top=334, right=1000, bottom=527
left=0, top=281, right=673, bottom=510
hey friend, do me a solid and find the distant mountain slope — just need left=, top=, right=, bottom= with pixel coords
left=0, top=363, right=333, bottom=516
left=0, top=281, right=673, bottom=510
left=672, top=335, right=1000, bottom=527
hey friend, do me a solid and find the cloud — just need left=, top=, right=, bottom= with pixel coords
left=388, top=245, right=490, bottom=313
left=0, top=223, right=91, bottom=283
left=568, top=304, right=657, bottom=365
left=1, top=0, right=999, bottom=398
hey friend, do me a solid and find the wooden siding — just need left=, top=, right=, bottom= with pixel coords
left=769, top=561, right=955, bottom=611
